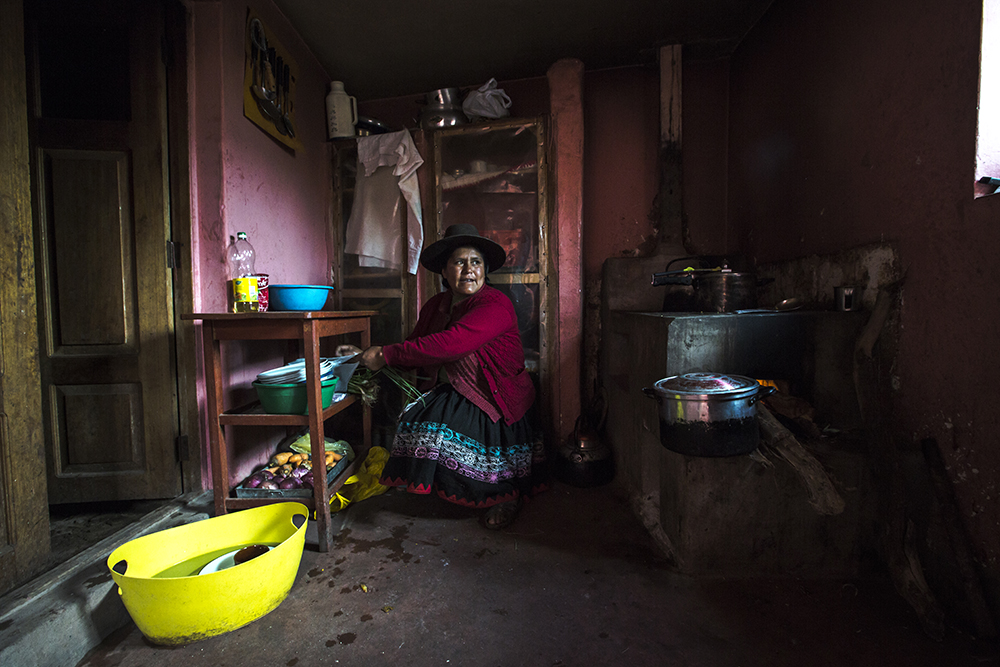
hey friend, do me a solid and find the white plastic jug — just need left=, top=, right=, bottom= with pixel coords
left=326, top=81, right=357, bottom=139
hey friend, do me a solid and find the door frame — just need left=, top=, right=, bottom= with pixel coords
left=0, top=0, right=50, bottom=594
left=163, top=0, right=203, bottom=496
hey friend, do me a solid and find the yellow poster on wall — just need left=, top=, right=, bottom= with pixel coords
left=243, top=10, right=302, bottom=151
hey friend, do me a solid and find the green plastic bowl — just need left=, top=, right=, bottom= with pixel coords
left=253, top=377, right=338, bottom=415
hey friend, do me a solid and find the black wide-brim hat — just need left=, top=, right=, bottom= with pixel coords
left=419, top=223, right=507, bottom=274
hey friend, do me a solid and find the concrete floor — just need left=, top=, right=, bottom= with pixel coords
left=78, top=482, right=996, bottom=667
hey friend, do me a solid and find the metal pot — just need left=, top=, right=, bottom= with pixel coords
left=652, top=268, right=763, bottom=312
left=642, top=373, right=775, bottom=457
left=425, top=87, right=463, bottom=106
left=419, top=106, right=467, bottom=129
left=651, top=255, right=772, bottom=313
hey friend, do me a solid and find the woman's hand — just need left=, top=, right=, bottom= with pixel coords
left=335, top=344, right=363, bottom=358
left=361, top=345, right=386, bottom=371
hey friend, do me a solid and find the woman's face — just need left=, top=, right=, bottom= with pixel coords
left=443, top=246, right=486, bottom=301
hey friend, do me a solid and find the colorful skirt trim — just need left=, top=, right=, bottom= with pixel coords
left=379, top=384, right=535, bottom=508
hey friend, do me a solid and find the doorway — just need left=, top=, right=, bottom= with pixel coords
left=25, top=0, right=190, bottom=565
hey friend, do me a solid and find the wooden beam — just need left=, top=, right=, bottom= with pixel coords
left=659, top=45, right=682, bottom=146
left=546, top=58, right=585, bottom=448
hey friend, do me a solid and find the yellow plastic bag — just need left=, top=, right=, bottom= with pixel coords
left=330, top=446, right=391, bottom=512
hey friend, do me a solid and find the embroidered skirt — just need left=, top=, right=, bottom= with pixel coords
left=379, top=384, right=535, bottom=508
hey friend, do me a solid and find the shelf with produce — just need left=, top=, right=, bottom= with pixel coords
left=225, top=456, right=363, bottom=511
left=182, top=310, right=375, bottom=552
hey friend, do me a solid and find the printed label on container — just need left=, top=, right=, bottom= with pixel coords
left=228, top=277, right=259, bottom=312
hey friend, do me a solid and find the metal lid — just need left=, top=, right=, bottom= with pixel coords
left=654, top=372, right=760, bottom=399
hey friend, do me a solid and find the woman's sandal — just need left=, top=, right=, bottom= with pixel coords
left=483, top=498, right=522, bottom=531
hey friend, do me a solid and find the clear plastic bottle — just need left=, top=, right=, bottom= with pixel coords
left=227, top=232, right=258, bottom=312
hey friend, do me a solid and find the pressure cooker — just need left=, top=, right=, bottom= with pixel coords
left=652, top=256, right=770, bottom=313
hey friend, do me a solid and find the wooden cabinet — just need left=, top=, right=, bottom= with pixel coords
left=330, top=118, right=551, bottom=440
left=429, top=118, right=551, bottom=433
left=183, top=311, right=374, bottom=552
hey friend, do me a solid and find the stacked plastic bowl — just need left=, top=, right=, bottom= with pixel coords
left=252, top=359, right=337, bottom=414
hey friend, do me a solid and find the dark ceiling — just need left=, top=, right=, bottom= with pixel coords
left=272, top=0, right=775, bottom=101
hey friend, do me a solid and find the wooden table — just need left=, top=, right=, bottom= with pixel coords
left=183, top=311, right=376, bottom=551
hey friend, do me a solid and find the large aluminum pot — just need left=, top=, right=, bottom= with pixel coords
left=642, top=373, right=775, bottom=456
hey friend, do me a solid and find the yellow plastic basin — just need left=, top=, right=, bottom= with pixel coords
left=107, top=502, right=309, bottom=645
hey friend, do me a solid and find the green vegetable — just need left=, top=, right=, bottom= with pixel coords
left=348, top=367, right=425, bottom=407
left=289, top=434, right=352, bottom=458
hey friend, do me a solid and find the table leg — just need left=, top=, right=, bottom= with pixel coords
left=361, top=321, right=372, bottom=452
left=203, top=324, right=229, bottom=517
left=303, top=320, right=333, bottom=551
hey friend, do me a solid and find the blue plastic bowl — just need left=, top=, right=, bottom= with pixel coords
left=267, top=284, right=334, bottom=311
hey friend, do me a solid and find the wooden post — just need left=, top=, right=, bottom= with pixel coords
left=546, top=58, right=585, bottom=448
left=658, top=45, right=685, bottom=255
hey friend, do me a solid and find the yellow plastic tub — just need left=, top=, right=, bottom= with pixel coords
left=107, top=502, right=309, bottom=645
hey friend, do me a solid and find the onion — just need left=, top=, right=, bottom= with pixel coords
left=259, top=481, right=279, bottom=490
left=244, top=475, right=263, bottom=489
left=290, top=465, right=308, bottom=479
left=279, top=478, right=299, bottom=490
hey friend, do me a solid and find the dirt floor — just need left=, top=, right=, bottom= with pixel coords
left=77, top=482, right=997, bottom=667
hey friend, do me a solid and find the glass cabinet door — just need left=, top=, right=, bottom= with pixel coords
left=431, top=118, right=549, bottom=379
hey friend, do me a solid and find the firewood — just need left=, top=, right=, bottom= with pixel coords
left=757, top=405, right=845, bottom=515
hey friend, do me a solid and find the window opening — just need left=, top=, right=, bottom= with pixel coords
left=976, top=0, right=1000, bottom=196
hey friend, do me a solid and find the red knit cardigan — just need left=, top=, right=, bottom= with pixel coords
left=381, top=285, right=535, bottom=424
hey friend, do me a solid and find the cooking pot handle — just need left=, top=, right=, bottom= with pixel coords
left=651, top=272, right=694, bottom=287
left=641, top=386, right=658, bottom=400
left=748, top=384, right=777, bottom=405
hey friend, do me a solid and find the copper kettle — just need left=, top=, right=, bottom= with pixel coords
left=553, top=394, right=614, bottom=487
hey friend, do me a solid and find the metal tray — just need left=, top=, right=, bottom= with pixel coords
left=235, top=454, right=349, bottom=498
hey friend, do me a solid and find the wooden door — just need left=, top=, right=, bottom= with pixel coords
left=28, top=0, right=182, bottom=503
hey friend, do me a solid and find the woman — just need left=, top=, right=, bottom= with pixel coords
left=341, top=224, right=536, bottom=529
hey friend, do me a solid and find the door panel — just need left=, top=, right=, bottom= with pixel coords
left=46, top=150, right=134, bottom=348
left=30, top=0, right=181, bottom=503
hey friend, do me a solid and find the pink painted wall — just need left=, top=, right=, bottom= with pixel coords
left=728, top=0, right=1000, bottom=596
left=188, top=0, right=334, bottom=487
left=581, top=62, right=732, bottom=278
left=582, top=68, right=660, bottom=276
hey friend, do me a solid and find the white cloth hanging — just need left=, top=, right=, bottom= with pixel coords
left=345, top=130, right=424, bottom=274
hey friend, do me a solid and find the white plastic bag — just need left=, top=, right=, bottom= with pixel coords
left=462, top=78, right=512, bottom=120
